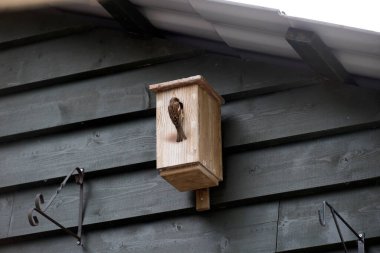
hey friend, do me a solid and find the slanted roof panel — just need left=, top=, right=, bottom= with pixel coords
left=52, top=0, right=380, bottom=80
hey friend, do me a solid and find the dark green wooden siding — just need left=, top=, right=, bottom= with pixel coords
left=0, top=8, right=379, bottom=253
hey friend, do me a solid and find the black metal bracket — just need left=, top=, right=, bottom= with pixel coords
left=28, top=167, right=85, bottom=246
left=318, top=201, right=365, bottom=253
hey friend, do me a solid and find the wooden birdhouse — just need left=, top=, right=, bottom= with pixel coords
left=149, top=75, right=224, bottom=211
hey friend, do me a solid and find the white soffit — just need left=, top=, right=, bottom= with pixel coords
left=130, top=0, right=194, bottom=13
left=336, top=51, right=380, bottom=78
left=287, top=16, right=380, bottom=56
left=189, top=0, right=289, bottom=33
left=214, top=24, right=299, bottom=58
left=141, top=8, right=222, bottom=41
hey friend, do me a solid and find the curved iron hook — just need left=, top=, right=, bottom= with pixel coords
left=318, top=201, right=326, bottom=226
left=28, top=193, right=46, bottom=226
left=318, top=201, right=365, bottom=253
left=28, top=208, right=39, bottom=226
left=35, top=193, right=45, bottom=210
left=74, top=167, right=84, bottom=185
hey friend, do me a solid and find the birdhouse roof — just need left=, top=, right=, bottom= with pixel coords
left=149, top=75, right=225, bottom=105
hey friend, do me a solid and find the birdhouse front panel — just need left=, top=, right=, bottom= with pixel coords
left=156, top=84, right=199, bottom=168
left=150, top=75, right=224, bottom=192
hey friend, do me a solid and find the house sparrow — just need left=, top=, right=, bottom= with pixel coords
left=168, top=97, right=187, bottom=142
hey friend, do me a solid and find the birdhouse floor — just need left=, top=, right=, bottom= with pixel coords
left=159, top=162, right=219, bottom=192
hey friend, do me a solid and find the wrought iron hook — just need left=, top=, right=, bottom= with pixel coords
left=27, top=167, right=85, bottom=246
left=27, top=194, right=45, bottom=226
left=318, top=201, right=326, bottom=227
left=318, top=201, right=365, bottom=253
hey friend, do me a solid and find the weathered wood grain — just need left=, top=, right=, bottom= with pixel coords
left=277, top=185, right=380, bottom=252
left=0, top=202, right=278, bottom=253
left=0, top=76, right=151, bottom=141
left=0, top=28, right=195, bottom=95
left=300, top=245, right=380, bottom=253
left=0, top=194, right=13, bottom=238
left=1, top=128, right=380, bottom=241
left=4, top=229, right=380, bottom=253
left=0, top=53, right=319, bottom=142
left=212, top=128, right=380, bottom=205
left=1, top=84, right=380, bottom=190
left=156, top=84, right=201, bottom=169
left=222, top=83, right=380, bottom=150
left=0, top=117, right=156, bottom=191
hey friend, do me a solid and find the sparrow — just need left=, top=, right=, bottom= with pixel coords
left=168, top=97, right=187, bottom=142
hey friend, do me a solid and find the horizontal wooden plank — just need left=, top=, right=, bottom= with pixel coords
left=1, top=128, right=380, bottom=241
left=222, top=83, right=380, bottom=150
left=277, top=185, right=380, bottom=252
left=0, top=28, right=196, bottom=95
left=212, top=128, right=380, bottom=205
left=0, top=53, right=319, bottom=142
left=0, top=202, right=278, bottom=252
left=1, top=84, right=380, bottom=190
left=297, top=245, right=380, bottom=253
left=0, top=117, right=156, bottom=191
left=0, top=9, right=110, bottom=49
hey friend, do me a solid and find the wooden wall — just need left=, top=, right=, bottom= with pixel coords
left=0, top=8, right=380, bottom=253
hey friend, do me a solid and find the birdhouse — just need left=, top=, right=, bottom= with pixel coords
left=149, top=75, right=224, bottom=211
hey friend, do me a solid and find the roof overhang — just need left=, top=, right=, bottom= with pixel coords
left=3, top=0, right=380, bottom=82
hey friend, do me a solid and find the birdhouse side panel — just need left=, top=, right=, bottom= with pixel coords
left=156, top=85, right=200, bottom=169
left=198, top=87, right=223, bottom=180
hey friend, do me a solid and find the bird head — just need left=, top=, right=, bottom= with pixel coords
left=170, top=97, right=180, bottom=103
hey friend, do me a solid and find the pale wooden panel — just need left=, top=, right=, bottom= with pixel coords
left=198, top=86, right=223, bottom=180
left=156, top=85, right=199, bottom=168
left=160, top=163, right=219, bottom=191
